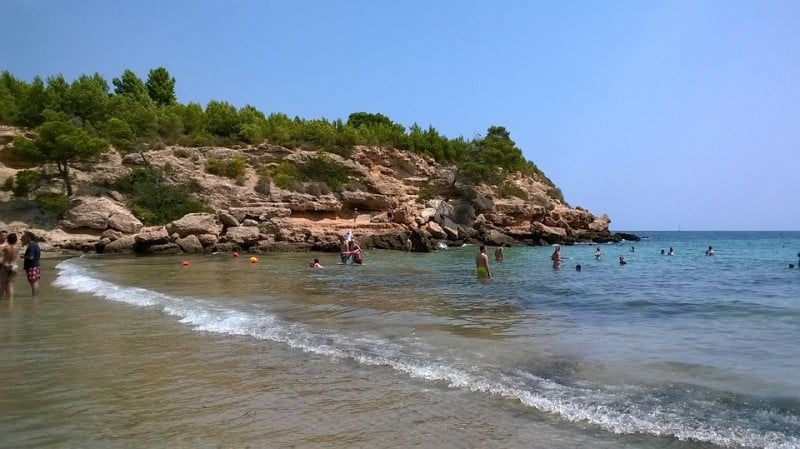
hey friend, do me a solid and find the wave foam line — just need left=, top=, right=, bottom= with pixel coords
left=55, top=259, right=799, bottom=449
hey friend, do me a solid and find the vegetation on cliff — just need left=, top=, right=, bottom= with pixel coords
left=0, top=68, right=565, bottom=224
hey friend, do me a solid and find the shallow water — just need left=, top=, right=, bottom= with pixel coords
left=1, top=231, right=799, bottom=448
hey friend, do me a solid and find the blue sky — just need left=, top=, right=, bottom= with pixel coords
left=3, top=0, right=799, bottom=231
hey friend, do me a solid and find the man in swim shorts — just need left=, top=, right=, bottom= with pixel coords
left=340, top=236, right=351, bottom=264
left=23, top=232, right=41, bottom=296
left=476, top=245, right=491, bottom=278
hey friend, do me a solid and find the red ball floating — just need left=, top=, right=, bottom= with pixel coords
left=182, top=261, right=190, bottom=267
left=233, top=251, right=239, bottom=257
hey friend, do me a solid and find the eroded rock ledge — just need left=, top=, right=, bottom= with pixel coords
left=0, top=128, right=637, bottom=255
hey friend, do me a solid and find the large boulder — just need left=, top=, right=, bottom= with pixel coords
left=103, top=235, right=136, bottom=253
left=425, top=221, right=447, bottom=239
left=61, top=196, right=143, bottom=234
left=135, top=226, right=170, bottom=246
left=217, top=211, right=240, bottom=228
left=483, top=229, right=518, bottom=247
left=221, top=226, right=262, bottom=246
left=175, top=235, right=204, bottom=253
left=166, top=213, right=222, bottom=238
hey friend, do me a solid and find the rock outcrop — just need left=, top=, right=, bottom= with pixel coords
left=0, top=126, right=636, bottom=255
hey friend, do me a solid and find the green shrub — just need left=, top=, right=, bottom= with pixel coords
left=114, top=168, right=204, bottom=225
left=11, top=169, right=41, bottom=197
left=35, top=192, right=68, bottom=215
left=173, top=147, right=193, bottom=158
left=1, top=177, right=13, bottom=192
left=497, top=182, right=528, bottom=200
left=418, top=186, right=439, bottom=201
left=270, top=162, right=301, bottom=189
left=205, top=156, right=246, bottom=179
left=301, top=152, right=347, bottom=189
left=192, top=132, right=213, bottom=147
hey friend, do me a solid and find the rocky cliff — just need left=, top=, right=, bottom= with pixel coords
left=0, top=125, right=633, bottom=254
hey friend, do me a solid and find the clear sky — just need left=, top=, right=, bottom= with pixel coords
left=3, top=0, right=799, bottom=231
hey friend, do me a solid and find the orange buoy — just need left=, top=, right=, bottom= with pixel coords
left=250, top=256, right=258, bottom=264
left=182, top=261, right=190, bottom=267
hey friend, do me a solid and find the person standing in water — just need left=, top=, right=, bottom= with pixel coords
left=619, top=256, right=627, bottom=265
left=595, top=247, right=602, bottom=259
left=0, top=233, right=21, bottom=301
left=706, top=246, right=715, bottom=256
left=494, top=247, right=504, bottom=261
left=476, top=245, right=491, bottom=278
left=22, top=232, right=41, bottom=296
left=551, top=245, right=563, bottom=269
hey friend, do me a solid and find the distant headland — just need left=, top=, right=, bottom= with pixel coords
left=0, top=68, right=635, bottom=254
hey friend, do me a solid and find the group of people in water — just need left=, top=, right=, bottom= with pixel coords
left=476, top=242, right=735, bottom=277
left=0, top=230, right=42, bottom=301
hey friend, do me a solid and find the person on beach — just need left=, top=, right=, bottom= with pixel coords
left=619, top=256, right=627, bottom=265
left=404, top=237, right=412, bottom=252
left=494, top=247, right=504, bottom=261
left=387, top=204, right=394, bottom=223
left=352, top=208, right=358, bottom=224
left=706, top=246, right=715, bottom=256
left=595, top=247, right=602, bottom=259
left=309, top=258, right=323, bottom=269
left=1, top=233, right=21, bottom=301
left=551, top=245, right=563, bottom=269
left=22, top=232, right=41, bottom=296
left=476, top=245, right=491, bottom=278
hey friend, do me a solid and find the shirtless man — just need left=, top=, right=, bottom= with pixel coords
left=339, top=236, right=351, bottom=264
left=1, top=233, right=21, bottom=300
left=476, top=245, right=491, bottom=278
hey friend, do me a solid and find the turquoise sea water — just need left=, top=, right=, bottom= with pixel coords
left=2, top=231, right=799, bottom=448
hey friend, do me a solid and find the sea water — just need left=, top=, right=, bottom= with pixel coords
left=1, top=231, right=798, bottom=449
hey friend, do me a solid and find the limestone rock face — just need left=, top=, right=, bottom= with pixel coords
left=166, top=213, right=222, bottom=238
left=61, top=196, right=143, bottom=234
left=1, top=126, right=632, bottom=255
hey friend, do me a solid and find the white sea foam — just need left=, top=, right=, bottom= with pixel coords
left=55, top=258, right=800, bottom=449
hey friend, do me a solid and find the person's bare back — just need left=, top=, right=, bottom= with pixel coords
left=476, top=245, right=491, bottom=278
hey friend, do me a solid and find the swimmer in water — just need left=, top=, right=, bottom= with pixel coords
left=551, top=245, right=562, bottom=269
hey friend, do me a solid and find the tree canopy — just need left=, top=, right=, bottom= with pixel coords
left=0, top=67, right=560, bottom=205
